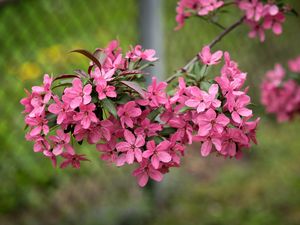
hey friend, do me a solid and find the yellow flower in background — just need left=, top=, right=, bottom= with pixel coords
left=37, top=44, right=65, bottom=65
left=19, top=62, right=41, bottom=80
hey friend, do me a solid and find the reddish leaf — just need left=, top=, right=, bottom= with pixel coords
left=54, top=74, right=79, bottom=81
left=121, top=81, right=146, bottom=98
left=70, top=49, right=102, bottom=71
left=119, top=70, right=145, bottom=76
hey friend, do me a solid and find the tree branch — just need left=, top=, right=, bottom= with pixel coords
left=166, top=16, right=245, bottom=83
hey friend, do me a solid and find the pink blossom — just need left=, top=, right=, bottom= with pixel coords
left=288, top=56, right=300, bottom=73
left=265, top=63, right=285, bottom=86
left=185, top=86, right=206, bottom=113
left=199, top=46, right=223, bottom=65
left=49, top=129, right=74, bottom=156
left=91, top=67, right=116, bottom=82
left=138, top=77, right=168, bottom=108
left=126, top=45, right=158, bottom=62
left=60, top=153, right=89, bottom=169
left=196, top=108, right=230, bottom=136
left=25, top=115, right=49, bottom=137
left=202, top=84, right=221, bottom=109
left=231, top=95, right=253, bottom=124
left=96, top=78, right=117, bottom=100
left=48, top=96, right=70, bottom=124
left=117, top=101, right=142, bottom=128
left=132, top=159, right=163, bottom=187
left=263, top=12, right=285, bottom=35
left=143, top=140, right=171, bottom=169
left=73, top=103, right=98, bottom=129
left=246, top=19, right=266, bottom=42
left=116, top=130, right=145, bottom=164
left=31, top=74, right=53, bottom=103
left=134, top=118, right=162, bottom=137
left=62, top=78, right=92, bottom=109
left=238, top=0, right=265, bottom=21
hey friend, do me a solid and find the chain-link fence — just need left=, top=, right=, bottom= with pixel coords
left=1, top=0, right=300, bottom=224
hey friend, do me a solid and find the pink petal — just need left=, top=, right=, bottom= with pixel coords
left=148, top=169, right=163, bottom=182
left=116, top=142, right=131, bottom=152
left=237, top=108, right=252, bottom=117
left=201, top=140, right=212, bottom=157
left=137, top=173, right=149, bottom=187
left=185, top=99, right=200, bottom=108
left=124, top=129, right=136, bottom=145
left=135, top=135, right=145, bottom=148
left=151, top=155, right=160, bottom=169
left=157, top=151, right=172, bottom=163
left=232, top=111, right=242, bottom=123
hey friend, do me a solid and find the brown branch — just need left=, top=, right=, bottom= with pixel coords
left=166, top=16, right=245, bottom=83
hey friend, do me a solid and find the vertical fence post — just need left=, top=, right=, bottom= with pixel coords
left=139, top=0, right=165, bottom=83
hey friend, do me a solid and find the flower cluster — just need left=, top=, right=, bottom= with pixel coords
left=261, top=56, right=300, bottom=122
left=175, top=0, right=224, bottom=30
left=238, top=0, right=288, bottom=42
left=175, top=0, right=292, bottom=42
left=21, top=41, right=259, bottom=187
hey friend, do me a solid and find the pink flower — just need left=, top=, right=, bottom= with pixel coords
left=265, top=63, right=285, bottom=86
left=116, top=130, right=145, bottom=164
left=138, top=77, right=168, bottom=108
left=31, top=74, right=53, bottom=103
left=246, top=20, right=266, bottom=42
left=62, top=78, right=92, bottom=109
left=238, top=0, right=264, bottom=21
left=199, top=46, right=223, bottom=66
left=231, top=95, right=253, bottom=124
left=202, top=84, right=221, bottom=109
left=25, top=115, right=49, bottom=137
left=185, top=86, right=206, bottom=113
left=142, top=140, right=171, bottom=169
left=198, top=0, right=224, bottom=16
left=91, top=67, right=116, bottom=82
left=117, top=101, right=142, bottom=128
left=196, top=109, right=230, bottom=136
left=134, top=118, right=162, bottom=137
left=60, top=153, right=89, bottom=169
left=48, top=96, right=70, bottom=124
left=132, top=159, right=163, bottom=187
left=220, top=128, right=249, bottom=157
left=33, top=136, right=51, bottom=153
left=194, top=135, right=222, bottom=157
left=49, top=129, right=74, bottom=156
left=96, top=78, right=117, bottom=100
left=73, top=103, right=98, bottom=129
left=263, top=12, right=285, bottom=35
left=126, top=45, right=158, bottom=62
left=288, top=56, right=300, bottom=73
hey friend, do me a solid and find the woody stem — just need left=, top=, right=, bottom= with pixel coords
left=166, top=16, right=245, bottom=84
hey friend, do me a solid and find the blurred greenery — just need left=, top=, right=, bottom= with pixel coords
left=0, top=0, right=300, bottom=224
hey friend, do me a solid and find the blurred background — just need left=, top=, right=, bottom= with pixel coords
left=1, top=0, right=300, bottom=224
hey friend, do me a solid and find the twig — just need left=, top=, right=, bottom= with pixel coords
left=166, top=16, right=245, bottom=83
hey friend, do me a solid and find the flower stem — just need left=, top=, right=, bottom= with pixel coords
left=166, top=16, right=245, bottom=84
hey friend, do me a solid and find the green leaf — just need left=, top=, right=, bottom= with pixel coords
left=200, top=81, right=212, bottom=92
left=197, top=64, right=208, bottom=81
left=147, top=107, right=162, bottom=121
left=160, top=127, right=177, bottom=136
left=51, top=82, right=72, bottom=90
left=70, top=49, right=102, bottom=70
left=121, top=81, right=146, bottom=98
left=74, top=69, right=89, bottom=78
left=102, top=98, right=118, bottom=118
left=138, top=63, right=154, bottom=70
